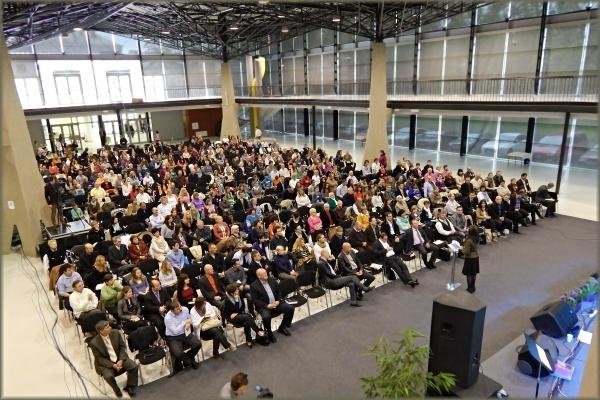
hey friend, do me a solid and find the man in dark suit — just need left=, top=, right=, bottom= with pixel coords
left=347, top=223, right=372, bottom=264
left=535, top=182, right=556, bottom=216
left=402, top=219, right=440, bottom=269
left=364, top=217, right=381, bottom=247
left=336, top=242, right=375, bottom=297
left=140, top=278, right=171, bottom=336
left=201, top=244, right=226, bottom=277
left=197, top=264, right=226, bottom=309
left=372, top=232, right=418, bottom=287
left=77, top=243, right=97, bottom=277
left=516, top=173, right=532, bottom=194
left=107, top=237, right=133, bottom=274
left=316, top=250, right=370, bottom=307
left=381, top=212, right=401, bottom=239
left=89, top=320, right=138, bottom=398
left=250, top=268, right=294, bottom=343
left=487, top=196, right=515, bottom=234
left=460, top=177, right=475, bottom=198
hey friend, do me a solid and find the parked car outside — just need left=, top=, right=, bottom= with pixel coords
left=480, top=132, right=526, bottom=158
left=532, top=133, right=589, bottom=163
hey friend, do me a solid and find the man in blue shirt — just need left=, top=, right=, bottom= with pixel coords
left=56, top=264, right=82, bottom=311
left=166, top=242, right=186, bottom=270
left=164, top=301, right=202, bottom=375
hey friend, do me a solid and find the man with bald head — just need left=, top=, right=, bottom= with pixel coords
left=250, top=268, right=294, bottom=343
left=77, top=243, right=97, bottom=276
left=336, top=242, right=375, bottom=297
left=317, top=249, right=371, bottom=307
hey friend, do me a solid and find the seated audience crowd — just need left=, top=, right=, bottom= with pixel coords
left=39, top=136, right=557, bottom=396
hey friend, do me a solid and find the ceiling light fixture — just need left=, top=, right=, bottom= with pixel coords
left=258, top=0, right=269, bottom=4
left=332, top=16, right=341, bottom=22
left=277, top=15, right=285, bottom=18
left=161, top=31, right=170, bottom=35
left=73, top=27, right=83, bottom=31
left=229, top=26, right=239, bottom=30
left=281, top=27, right=289, bottom=33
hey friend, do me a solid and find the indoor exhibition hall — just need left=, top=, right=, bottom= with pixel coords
left=1, top=1, right=598, bottom=399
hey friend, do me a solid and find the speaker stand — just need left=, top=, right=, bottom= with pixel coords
left=450, top=373, right=503, bottom=398
left=446, top=250, right=462, bottom=291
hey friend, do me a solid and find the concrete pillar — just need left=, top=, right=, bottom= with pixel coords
left=363, top=41, right=392, bottom=163
left=219, top=61, right=240, bottom=139
left=247, top=56, right=266, bottom=136
left=1, top=38, right=50, bottom=256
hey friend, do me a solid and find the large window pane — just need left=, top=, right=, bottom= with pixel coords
left=570, top=117, right=598, bottom=169
left=114, top=35, right=139, bottom=55
left=284, top=109, right=297, bottom=134
left=88, top=31, right=114, bottom=54
left=307, top=29, right=321, bottom=49
left=541, top=23, right=585, bottom=94
left=391, top=115, right=411, bottom=147
left=444, top=37, right=469, bottom=80
left=35, top=36, right=62, bottom=54
left=548, top=1, right=594, bottom=15
left=355, top=49, right=371, bottom=83
left=531, top=117, right=566, bottom=165
left=440, top=116, right=463, bottom=153
left=62, top=31, right=89, bottom=54
left=505, top=29, right=539, bottom=77
left=323, top=110, right=335, bottom=139
left=93, top=60, right=144, bottom=103
left=355, top=112, right=369, bottom=143
left=38, top=60, right=96, bottom=106
left=163, top=60, right=187, bottom=98
left=496, top=117, right=528, bottom=158
left=416, top=115, right=440, bottom=151
left=339, top=111, right=354, bottom=141
left=322, top=53, right=334, bottom=88
left=583, top=22, right=598, bottom=77
left=511, top=1, right=543, bottom=19
left=469, top=117, right=498, bottom=157
left=140, top=40, right=162, bottom=55
left=477, top=2, right=509, bottom=25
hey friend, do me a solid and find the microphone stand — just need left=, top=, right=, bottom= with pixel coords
left=535, top=358, right=542, bottom=399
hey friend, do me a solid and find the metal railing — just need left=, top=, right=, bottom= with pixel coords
left=233, top=75, right=598, bottom=102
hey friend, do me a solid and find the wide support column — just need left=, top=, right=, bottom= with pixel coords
left=219, top=61, right=241, bottom=139
left=247, top=56, right=266, bottom=136
left=363, top=41, right=391, bottom=163
left=1, top=38, right=50, bottom=256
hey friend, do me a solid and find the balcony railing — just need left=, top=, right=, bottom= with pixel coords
left=233, top=75, right=598, bottom=102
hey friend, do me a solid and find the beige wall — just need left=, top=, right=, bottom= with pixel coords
left=1, top=38, right=49, bottom=256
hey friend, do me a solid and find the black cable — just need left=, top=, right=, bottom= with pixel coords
left=17, top=247, right=101, bottom=398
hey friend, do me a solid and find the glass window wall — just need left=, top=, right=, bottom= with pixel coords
left=440, top=116, right=463, bottom=153
left=468, top=116, right=500, bottom=157
left=415, top=115, right=440, bottom=151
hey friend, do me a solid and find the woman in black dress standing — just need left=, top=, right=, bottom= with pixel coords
left=461, top=225, right=480, bottom=293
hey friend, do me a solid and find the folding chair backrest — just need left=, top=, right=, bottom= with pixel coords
left=278, top=279, right=299, bottom=298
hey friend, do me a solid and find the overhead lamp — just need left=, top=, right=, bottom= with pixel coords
left=230, top=26, right=239, bottom=31
left=73, top=27, right=83, bottom=31
left=161, top=30, right=170, bottom=35
left=332, top=16, right=341, bottom=22
left=281, top=27, right=289, bottom=33
left=277, top=15, right=285, bottom=18
left=258, top=0, right=269, bottom=4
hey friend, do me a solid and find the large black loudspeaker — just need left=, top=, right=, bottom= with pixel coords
left=516, top=330, right=559, bottom=377
left=428, top=291, right=486, bottom=389
left=530, top=301, right=577, bottom=338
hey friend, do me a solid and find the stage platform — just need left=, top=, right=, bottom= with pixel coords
left=482, top=299, right=597, bottom=398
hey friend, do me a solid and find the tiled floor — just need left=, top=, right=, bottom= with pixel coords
left=255, top=132, right=598, bottom=221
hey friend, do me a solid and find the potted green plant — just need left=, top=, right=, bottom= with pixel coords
left=361, top=328, right=456, bottom=398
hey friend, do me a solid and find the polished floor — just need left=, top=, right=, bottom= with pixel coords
left=255, top=131, right=598, bottom=221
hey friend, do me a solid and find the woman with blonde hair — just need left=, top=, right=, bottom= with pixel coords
left=291, top=237, right=313, bottom=271
left=178, top=187, right=191, bottom=205
left=125, top=200, right=139, bottom=216
left=149, top=227, right=170, bottom=262
left=84, top=254, right=111, bottom=296
left=158, top=259, right=178, bottom=295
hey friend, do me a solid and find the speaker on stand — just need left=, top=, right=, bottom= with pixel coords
left=428, top=291, right=503, bottom=397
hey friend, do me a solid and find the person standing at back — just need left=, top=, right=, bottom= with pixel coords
left=461, top=225, right=480, bottom=293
